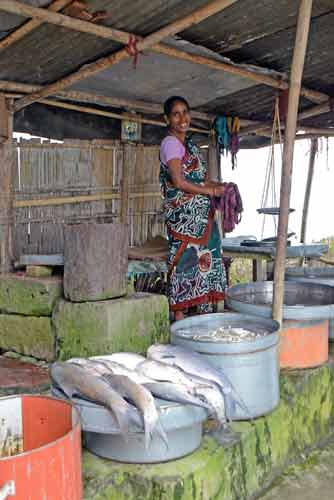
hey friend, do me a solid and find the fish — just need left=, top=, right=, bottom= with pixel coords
left=66, top=357, right=112, bottom=376
left=90, top=357, right=152, bottom=384
left=50, top=362, right=142, bottom=437
left=194, top=383, right=227, bottom=426
left=147, top=344, right=252, bottom=419
left=94, top=353, right=146, bottom=370
left=136, top=359, right=209, bottom=391
left=102, top=373, right=168, bottom=449
left=142, top=382, right=211, bottom=410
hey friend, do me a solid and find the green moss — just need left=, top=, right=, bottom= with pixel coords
left=54, top=293, right=170, bottom=360
left=0, top=273, right=62, bottom=316
left=83, top=362, right=334, bottom=500
left=0, top=314, right=55, bottom=360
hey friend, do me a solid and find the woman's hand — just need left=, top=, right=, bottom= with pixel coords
left=212, top=184, right=225, bottom=197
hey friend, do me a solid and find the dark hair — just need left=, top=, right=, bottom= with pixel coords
left=163, top=96, right=190, bottom=117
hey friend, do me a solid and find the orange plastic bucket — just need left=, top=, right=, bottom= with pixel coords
left=280, top=319, right=329, bottom=369
left=0, top=395, right=82, bottom=500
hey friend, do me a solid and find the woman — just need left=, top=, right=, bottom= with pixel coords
left=160, top=96, right=227, bottom=320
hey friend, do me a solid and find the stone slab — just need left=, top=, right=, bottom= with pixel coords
left=0, top=356, right=50, bottom=395
left=82, top=361, right=334, bottom=500
left=0, top=273, right=63, bottom=316
left=53, top=293, right=170, bottom=360
left=0, top=314, right=55, bottom=361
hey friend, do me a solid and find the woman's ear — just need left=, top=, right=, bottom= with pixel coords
left=164, top=115, right=170, bottom=125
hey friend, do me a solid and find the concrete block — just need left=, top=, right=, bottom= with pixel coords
left=0, top=273, right=62, bottom=316
left=53, top=293, right=170, bottom=360
left=0, top=314, right=55, bottom=361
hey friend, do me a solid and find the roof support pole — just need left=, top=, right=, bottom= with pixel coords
left=300, top=138, right=317, bottom=244
left=5, top=0, right=238, bottom=112
left=272, top=0, right=313, bottom=324
left=0, top=96, right=14, bottom=272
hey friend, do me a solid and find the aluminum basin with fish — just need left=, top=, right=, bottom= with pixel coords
left=171, top=313, right=280, bottom=420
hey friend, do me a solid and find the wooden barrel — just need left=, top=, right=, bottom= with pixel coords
left=0, top=395, right=82, bottom=500
left=63, top=220, right=128, bottom=302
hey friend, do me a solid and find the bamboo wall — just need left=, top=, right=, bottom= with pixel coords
left=12, top=139, right=165, bottom=259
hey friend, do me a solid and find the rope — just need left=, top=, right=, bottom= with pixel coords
left=125, top=35, right=142, bottom=68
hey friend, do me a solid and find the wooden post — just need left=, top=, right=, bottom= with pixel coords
left=121, top=144, right=131, bottom=224
left=0, top=96, right=14, bottom=272
left=272, top=0, right=313, bottom=324
left=300, top=138, right=317, bottom=243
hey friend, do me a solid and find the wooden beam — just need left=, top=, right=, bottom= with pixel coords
left=0, top=80, right=260, bottom=126
left=0, top=0, right=72, bottom=52
left=38, top=97, right=210, bottom=134
left=240, top=105, right=332, bottom=137
left=300, top=138, right=317, bottom=243
left=0, top=96, right=14, bottom=272
left=121, top=144, right=131, bottom=223
left=2, top=0, right=328, bottom=113
left=8, top=0, right=239, bottom=111
left=272, top=0, right=313, bottom=324
left=13, top=192, right=161, bottom=209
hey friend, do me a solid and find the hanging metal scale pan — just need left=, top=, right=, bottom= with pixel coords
left=257, top=207, right=295, bottom=215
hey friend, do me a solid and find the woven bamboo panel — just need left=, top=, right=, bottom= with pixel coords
left=12, top=139, right=163, bottom=259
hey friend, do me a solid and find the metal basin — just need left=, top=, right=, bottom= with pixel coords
left=52, top=387, right=207, bottom=463
left=286, top=267, right=334, bottom=340
left=171, top=313, right=280, bottom=420
left=227, top=282, right=333, bottom=368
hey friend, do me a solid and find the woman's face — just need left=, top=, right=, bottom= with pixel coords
left=167, top=100, right=191, bottom=135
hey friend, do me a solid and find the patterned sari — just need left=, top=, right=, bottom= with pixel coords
left=160, top=137, right=226, bottom=312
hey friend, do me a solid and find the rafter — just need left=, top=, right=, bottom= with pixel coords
left=0, top=0, right=329, bottom=113
left=0, top=0, right=239, bottom=111
left=0, top=0, right=72, bottom=52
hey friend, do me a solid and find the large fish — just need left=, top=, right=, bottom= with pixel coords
left=147, top=344, right=252, bottom=419
left=142, top=382, right=211, bottom=410
left=90, top=357, right=152, bottom=384
left=50, top=362, right=142, bottom=437
left=136, top=359, right=209, bottom=391
left=102, top=373, right=168, bottom=449
left=94, top=353, right=146, bottom=370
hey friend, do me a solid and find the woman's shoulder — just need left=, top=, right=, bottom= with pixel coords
left=160, top=135, right=185, bottom=164
left=160, top=135, right=183, bottom=148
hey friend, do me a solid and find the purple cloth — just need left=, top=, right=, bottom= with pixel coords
left=160, top=136, right=185, bottom=165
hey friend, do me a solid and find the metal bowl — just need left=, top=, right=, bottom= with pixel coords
left=51, top=387, right=208, bottom=463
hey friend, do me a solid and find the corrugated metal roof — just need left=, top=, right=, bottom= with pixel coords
left=0, top=0, right=333, bottom=145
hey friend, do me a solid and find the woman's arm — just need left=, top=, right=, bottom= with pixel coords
left=167, top=159, right=224, bottom=197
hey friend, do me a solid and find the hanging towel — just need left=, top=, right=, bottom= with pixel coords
left=213, top=182, right=243, bottom=233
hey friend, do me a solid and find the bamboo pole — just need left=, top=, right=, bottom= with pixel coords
left=0, top=80, right=258, bottom=126
left=1, top=0, right=328, bottom=112
left=13, top=191, right=161, bottom=209
left=300, top=138, right=317, bottom=243
left=0, top=96, right=14, bottom=271
left=8, top=0, right=239, bottom=111
left=121, top=144, right=130, bottom=224
left=38, top=98, right=210, bottom=134
left=0, top=0, right=72, bottom=52
left=272, top=0, right=313, bottom=325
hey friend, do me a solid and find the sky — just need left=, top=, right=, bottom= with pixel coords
left=222, top=137, right=334, bottom=243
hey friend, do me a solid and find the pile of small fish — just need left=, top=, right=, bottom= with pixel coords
left=50, top=344, right=250, bottom=449
left=176, top=326, right=268, bottom=343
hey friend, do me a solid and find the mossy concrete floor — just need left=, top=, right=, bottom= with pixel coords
left=261, top=437, right=334, bottom=500
left=83, top=360, right=334, bottom=500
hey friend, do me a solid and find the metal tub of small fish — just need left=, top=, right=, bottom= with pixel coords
left=171, top=313, right=280, bottom=420
left=51, top=355, right=209, bottom=464
left=285, top=267, right=334, bottom=341
left=227, top=281, right=334, bottom=369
